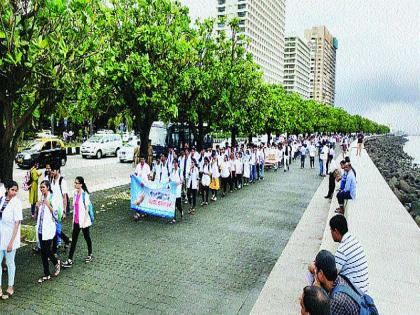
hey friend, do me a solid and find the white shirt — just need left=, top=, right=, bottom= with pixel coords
left=234, top=159, right=243, bottom=174
left=309, top=145, right=317, bottom=157
left=0, top=196, right=23, bottom=250
left=169, top=167, right=183, bottom=198
left=220, top=161, right=231, bottom=178
left=0, top=183, right=5, bottom=197
left=135, top=163, right=151, bottom=182
left=211, top=162, right=220, bottom=178
left=155, top=161, right=169, bottom=183
left=229, top=159, right=236, bottom=172
left=186, top=166, right=199, bottom=190
left=36, top=193, right=57, bottom=240
left=50, top=175, right=68, bottom=211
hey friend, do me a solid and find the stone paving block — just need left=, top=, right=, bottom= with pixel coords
left=4, top=161, right=322, bottom=314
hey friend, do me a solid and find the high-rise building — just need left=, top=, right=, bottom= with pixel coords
left=181, top=0, right=286, bottom=84
left=304, top=26, right=338, bottom=105
left=216, top=0, right=286, bottom=83
left=283, top=36, right=311, bottom=99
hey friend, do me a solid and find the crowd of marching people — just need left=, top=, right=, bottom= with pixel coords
left=133, top=134, right=354, bottom=224
left=0, top=131, right=362, bottom=306
left=0, top=161, right=94, bottom=299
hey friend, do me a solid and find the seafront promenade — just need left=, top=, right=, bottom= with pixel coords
left=3, top=159, right=322, bottom=314
left=251, top=144, right=420, bottom=314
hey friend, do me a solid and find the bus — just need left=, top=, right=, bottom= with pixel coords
left=149, top=121, right=213, bottom=156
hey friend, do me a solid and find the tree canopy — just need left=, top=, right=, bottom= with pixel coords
left=0, top=0, right=389, bottom=181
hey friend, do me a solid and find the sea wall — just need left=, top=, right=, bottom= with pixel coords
left=364, top=135, right=420, bottom=225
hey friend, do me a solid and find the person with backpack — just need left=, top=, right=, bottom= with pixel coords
left=28, top=162, right=41, bottom=218
left=36, top=180, right=61, bottom=283
left=62, top=177, right=93, bottom=268
left=49, top=164, right=71, bottom=253
left=313, top=250, right=378, bottom=315
left=0, top=181, right=23, bottom=299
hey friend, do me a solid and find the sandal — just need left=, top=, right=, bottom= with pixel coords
left=85, top=255, right=93, bottom=263
left=1, top=291, right=14, bottom=300
left=38, top=275, right=51, bottom=283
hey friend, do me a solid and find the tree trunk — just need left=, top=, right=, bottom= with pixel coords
left=138, top=112, right=153, bottom=158
left=0, top=134, right=19, bottom=182
left=248, top=133, right=252, bottom=144
left=197, top=113, right=205, bottom=150
left=267, top=130, right=272, bottom=144
left=231, top=127, right=237, bottom=147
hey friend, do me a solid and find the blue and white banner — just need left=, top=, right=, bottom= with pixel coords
left=130, top=175, right=176, bottom=219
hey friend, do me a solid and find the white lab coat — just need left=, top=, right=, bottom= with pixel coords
left=0, top=196, right=23, bottom=250
left=186, top=167, right=199, bottom=190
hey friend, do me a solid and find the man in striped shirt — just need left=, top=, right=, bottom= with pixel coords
left=330, top=214, right=369, bottom=293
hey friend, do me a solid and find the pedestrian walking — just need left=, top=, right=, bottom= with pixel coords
left=169, top=159, right=184, bottom=223
left=201, top=157, right=211, bottom=205
left=309, top=143, right=316, bottom=169
left=187, top=159, right=199, bottom=214
left=49, top=164, right=71, bottom=253
left=29, top=162, right=41, bottom=218
left=62, top=177, right=93, bottom=268
left=0, top=181, right=23, bottom=299
left=242, top=150, right=251, bottom=186
left=220, top=155, right=231, bottom=196
left=234, top=153, right=243, bottom=189
left=209, top=155, right=220, bottom=201
left=36, top=180, right=61, bottom=283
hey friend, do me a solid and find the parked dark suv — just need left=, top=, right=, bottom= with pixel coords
left=15, top=138, right=67, bottom=169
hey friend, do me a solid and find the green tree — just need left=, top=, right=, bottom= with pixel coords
left=94, top=0, right=195, bottom=156
left=0, top=0, right=103, bottom=181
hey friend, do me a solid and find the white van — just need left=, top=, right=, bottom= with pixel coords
left=81, top=133, right=122, bottom=159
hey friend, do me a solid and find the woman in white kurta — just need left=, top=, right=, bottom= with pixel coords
left=0, top=181, right=23, bottom=299
left=36, top=180, right=60, bottom=282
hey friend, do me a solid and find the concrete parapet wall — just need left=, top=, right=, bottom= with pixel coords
left=252, top=145, right=420, bottom=314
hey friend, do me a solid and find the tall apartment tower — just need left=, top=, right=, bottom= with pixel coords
left=216, top=0, right=286, bottom=83
left=283, top=36, right=311, bottom=99
left=304, top=26, right=338, bottom=105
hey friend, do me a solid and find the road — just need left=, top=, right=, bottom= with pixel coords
left=14, top=155, right=134, bottom=208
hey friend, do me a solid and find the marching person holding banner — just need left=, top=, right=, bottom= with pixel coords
left=134, top=157, right=151, bottom=220
left=169, top=159, right=184, bottom=224
left=135, top=157, right=151, bottom=182
left=187, top=159, right=199, bottom=215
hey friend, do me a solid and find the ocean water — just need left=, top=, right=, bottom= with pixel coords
left=404, top=136, right=420, bottom=164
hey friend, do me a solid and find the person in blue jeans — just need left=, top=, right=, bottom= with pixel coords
left=0, top=181, right=23, bottom=299
left=336, top=163, right=356, bottom=214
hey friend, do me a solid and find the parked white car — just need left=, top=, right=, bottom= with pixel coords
left=118, top=140, right=138, bottom=163
left=81, top=133, right=122, bottom=159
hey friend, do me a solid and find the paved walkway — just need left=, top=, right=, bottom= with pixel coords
left=347, top=147, right=420, bottom=314
left=252, top=144, right=420, bottom=315
left=2, top=160, right=322, bottom=314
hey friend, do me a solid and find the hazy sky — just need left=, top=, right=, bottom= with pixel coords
left=286, top=0, right=420, bottom=134
left=181, top=1, right=420, bottom=134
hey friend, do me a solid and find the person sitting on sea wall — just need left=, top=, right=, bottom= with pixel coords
left=335, top=163, right=356, bottom=214
left=329, top=214, right=369, bottom=293
left=312, top=250, right=361, bottom=315
left=299, top=285, right=331, bottom=315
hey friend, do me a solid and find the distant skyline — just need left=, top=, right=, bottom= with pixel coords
left=286, top=0, right=420, bottom=134
left=180, top=0, right=420, bottom=134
